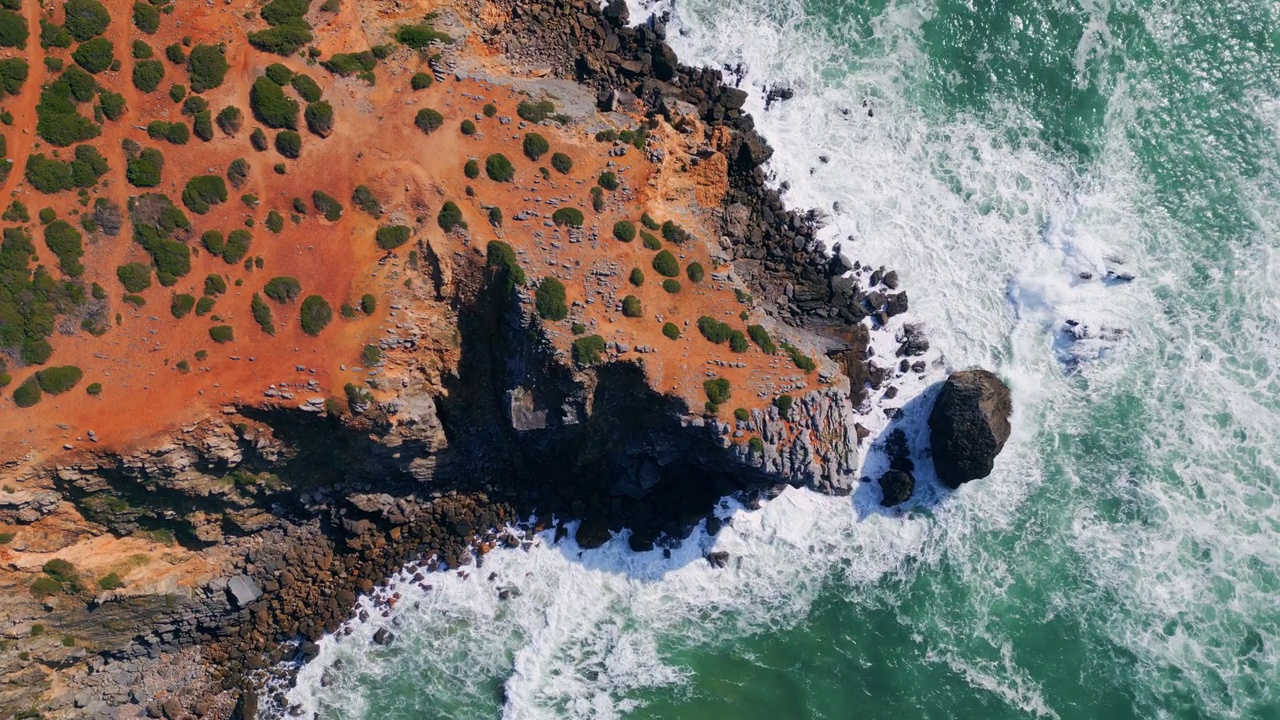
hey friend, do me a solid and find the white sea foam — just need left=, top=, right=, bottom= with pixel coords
left=286, top=0, right=1280, bottom=717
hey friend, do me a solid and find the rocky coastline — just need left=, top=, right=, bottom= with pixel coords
left=0, top=1, right=1010, bottom=717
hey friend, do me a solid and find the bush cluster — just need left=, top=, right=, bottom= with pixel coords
left=535, top=277, right=567, bottom=320
left=704, top=377, right=731, bottom=406
left=264, top=276, right=301, bottom=303
left=598, top=171, right=619, bottom=191
left=352, top=185, right=381, bottom=217
left=251, top=76, right=298, bottom=129
left=437, top=201, right=465, bottom=232
left=662, top=220, right=690, bottom=244
left=322, top=50, right=377, bottom=77
left=132, top=1, right=160, bottom=34
left=275, top=129, right=301, bottom=158
left=552, top=207, right=584, bottom=228
left=0, top=8, right=27, bottom=49
left=375, top=224, right=410, bottom=250
left=181, top=175, right=228, bottom=214
left=291, top=73, right=322, bottom=103
left=71, top=37, right=113, bottom=74
left=64, top=0, right=110, bottom=42
left=572, top=334, right=605, bottom=367
left=300, top=295, right=332, bottom=335
left=133, top=59, right=164, bottom=93
left=747, top=325, right=776, bottom=354
left=44, top=220, right=85, bottom=276
left=395, top=18, right=452, bottom=48
left=126, top=146, right=164, bottom=187
left=0, top=57, right=27, bottom=96
left=516, top=99, right=555, bottom=123
left=312, top=190, right=342, bottom=221
left=170, top=293, right=195, bottom=318
left=116, top=262, right=151, bottom=292
left=146, top=120, right=189, bottom=145
left=652, top=250, right=679, bottom=277
left=222, top=229, right=252, bottom=264
left=188, top=44, right=229, bottom=92
left=204, top=273, right=226, bottom=296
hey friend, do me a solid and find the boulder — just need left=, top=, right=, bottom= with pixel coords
left=928, top=369, right=1012, bottom=488
left=878, top=469, right=914, bottom=506
left=226, top=575, right=262, bottom=608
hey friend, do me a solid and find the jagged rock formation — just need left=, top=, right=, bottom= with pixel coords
left=928, top=369, right=1013, bottom=487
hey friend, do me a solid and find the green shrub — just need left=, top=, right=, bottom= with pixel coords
left=98, top=572, right=125, bottom=590
left=167, top=292, right=194, bottom=318
left=321, top=50, right=376, bottom=76
left=195, top=297, right=214, bottom=316
left=25, top=153, right=73, bottom=193
left=132, top=40, right=153, bottom=59
left=181, top=95, right=208, bottom=117
left=21, top=339, right=53, bottom=365
left=552, top=207, right=584, bottom=227
left=260, top=0, right=311, bottom=25
left=86, top=382, right=102, bottom=395
left=411, top=72, right=433, bottom=90
left=535, top=277, right=567, bottom=320
left=781, top=341, right=816, bottom=372
left=44, top=220, right=84, bottom=275
left=250, top=293, right=274, bottom=335
left=209, top=325, right=233, bottom=343
left=204, top=273, right=227, bottom=296
left=192, top=110, right=213, bottom=140
left=0, top=9, right=24, bottom=48
left=265, top=210, right=284, bottom=233
left=40, top=19, right=72, bottom=49
left=485, top=153, right=514, bottom=182
left=116, top=262, right=151, bottom=292
left=274, top=129, right=301, bottom=158
left=487, top=206, right=502, bottom=227
left=211, top=106, right=242, bottom=138
left=312, top=190, right=342, bottom=221
left=621, top=295, right=642, bottom=318
left=662, top=322, right=681, bottom=340
left=486, top=240, right=525, bottom=293
left=12, top=374, right=41, bottom=407
left=463, top=159, right=480, bottom=179
left=683, top=263, right=705, bottom=284
left=613, top=220, right=636, bottom=242
left=248, top=23, right=313, bottom=56
left=352, top=185, right=381, bottom=217
left=522, top=132, right=549, bottom=160
left=591, top=186, right=605, bottom=212
left=696, top=316, right=734, bottom=343
left=265, top=62, right=293, bottom=86
left=598, top=171, right=619, bottom=191
left=36, top=366, right=82, bottom=394
left=164, top=42, right=184, bottom=64
left=748, top=436, right=764, bottom=454
left=437, top=201, right=465, bottom=232
left=250, top=127, right=268, bottom=151
left=627, top=268, right=644, bottom=287
left=360, top=344, right=381, bottom=366
left=460, top=119, right=476, bottom=135
left=146, top=120, right=188, bottom=145
left=72, top=37, right=113, bottom=74
left=300, top=295, right=332, bottom=335
left=774, top=394, right=794, bottom=419
left=133, top=1, right=160, bottom=33
left=414, top=107, right=443, bottom=134
left=290, top=73, right=322, bottom=103
left=747, top=325, right=776, bottom=354
left=1, top=199, right=26, bottom=221
left=516, top=99, right=555, bottom=123
left=704, top=377, right=731, bottom=405
left=64, top=0, right=110, bottom=42
left=251, top=76, right=298, bottom=129
left=641, top=213, right=660, bottom=230
left=375, top=225, right=410, bottom=250
left=0, top=57, right=27, bottom=95
left=572, top=334, right=606, bottom=367
left=482, top=103, right=497, bottom=117
left=181, top=175, right=227, bottom=214
left=303, top=101, right=334, bottom=137
left=133, top=59, right=164, bottom=93
left=652, top=250, right=679, bottom=277
left=261, top=276, right=300, bottom=304
left=225, top=158, right=249, bottom=190
left=125, top=146, right=164, bottom=187
left=662, top=220, right=689, bottom=244
left=542, top=153, right=571, bottom=176
left=201, top=230, right=224, bottom=254
left=168, top=83, right=186, bottom=104
left=187, top=44, right=228, bottom=92
left=360, top=293, right=376, bottom=314
left=662, top=279, right=681, bottom=294
left=222, top=229, right=251, bottom=264
left=639, top=232, right=660, bottom=251
left=395, top=19, right=452, bottom=48
left=99, top=90, right=125, bottom=120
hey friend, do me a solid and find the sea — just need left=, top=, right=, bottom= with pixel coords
left=286, top=0, right=1280, bottom=717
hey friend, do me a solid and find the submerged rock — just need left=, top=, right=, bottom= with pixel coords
left=928, top=369, right=1012, bottom=488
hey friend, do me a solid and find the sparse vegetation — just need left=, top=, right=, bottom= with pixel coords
left=375, top=225, right=410, bottom=250
left=747, top=325, right=776, bottom=354
left=598, top=171, right=619, bottom=191
left=300, top=295, right=333, bottom=335
left=352, top=185, right=381, bottom=218
left=535, top=277, right=567, bottom=320
left=781, top=341, right=816, bottom=372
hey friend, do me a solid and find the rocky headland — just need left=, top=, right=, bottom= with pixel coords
left=0, top=1, right=1011, bottom=717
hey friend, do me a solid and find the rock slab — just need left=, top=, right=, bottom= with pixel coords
left=928, top=369, right=1012, bottom=488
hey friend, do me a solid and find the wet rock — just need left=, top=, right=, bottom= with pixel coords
left=878, top=469, right=914, bottom=506
left=372, top=628, right=393, bottom=646
left=706, top=551, right=730, bottom=568
left=928, top=369, right=1013, bottom=488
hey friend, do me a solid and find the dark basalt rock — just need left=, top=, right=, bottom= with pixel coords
left=878, top=469, right=914, bottom=506
left=928, top=369, right=1012, bottom=488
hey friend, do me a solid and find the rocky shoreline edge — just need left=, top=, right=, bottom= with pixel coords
left=0, top=1, right=1011, bottom=717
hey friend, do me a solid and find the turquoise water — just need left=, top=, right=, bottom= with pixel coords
left=288, top=0, right=1280, bottom=717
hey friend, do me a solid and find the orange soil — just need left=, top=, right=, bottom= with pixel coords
left=0, top=0, right=818, bottom=468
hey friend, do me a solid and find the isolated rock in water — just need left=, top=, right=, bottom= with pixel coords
left=878, top=469, right=915, bottom=506
left=928, top=369, right=1013, bottom=488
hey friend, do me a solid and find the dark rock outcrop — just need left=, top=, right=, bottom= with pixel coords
left=928, top=370, right=1012, bottom=488
left=878, top=470, right=914, bottom=506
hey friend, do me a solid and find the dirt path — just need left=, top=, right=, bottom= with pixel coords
left=0, top=0, right=47, bottom=200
